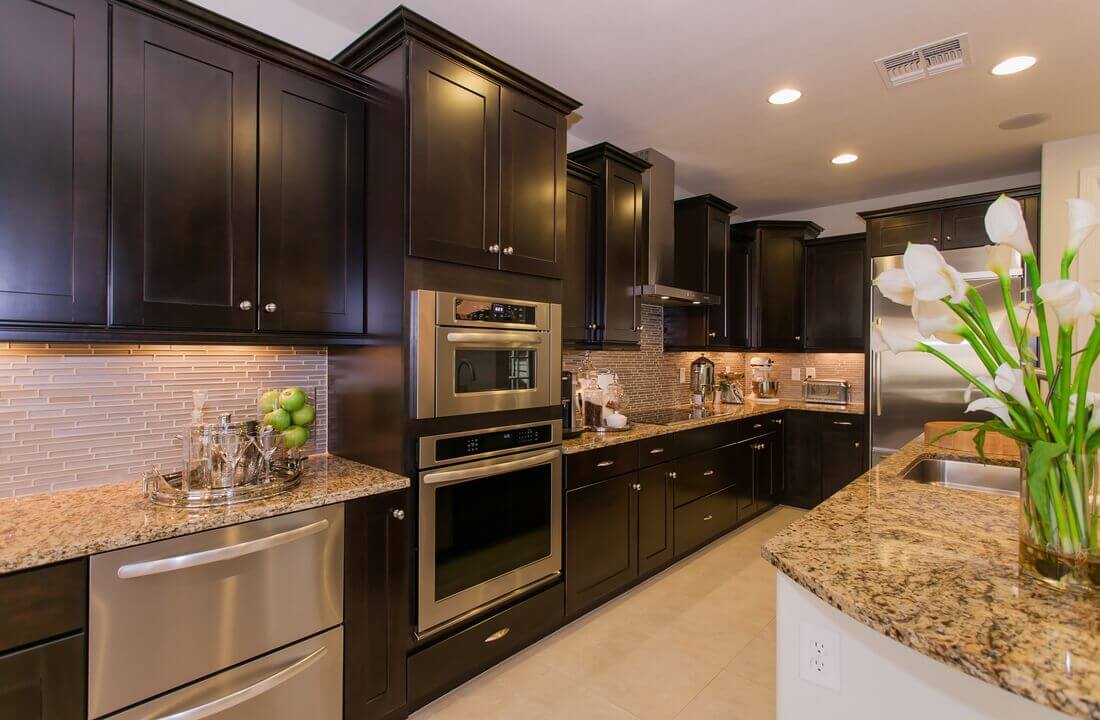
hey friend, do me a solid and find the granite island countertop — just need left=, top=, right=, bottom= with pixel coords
left=562, top=399, right=864, bottom=454
left=762, top=437, right=1100, bottom=719
left=0, top=454, right=409, bottom=575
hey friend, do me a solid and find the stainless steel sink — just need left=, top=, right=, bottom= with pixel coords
left=902, top=458, right=1019, bottom=496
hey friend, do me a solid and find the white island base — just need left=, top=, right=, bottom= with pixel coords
left=775, top=574, right=1071, bottom=720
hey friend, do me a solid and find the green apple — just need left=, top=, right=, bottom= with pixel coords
left=279, top=387, right=307, bottom=412
left=264, top=408, right=291, bottom=432
left=291, top=403, right=316, bottom=427
left=259, top=389, right=281, bottom=413
left=281, top=425, right=309, bottom=449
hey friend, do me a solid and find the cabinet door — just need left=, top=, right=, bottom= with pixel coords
left=705, top=209, right=731, bottom=346
left=258, top=64, right=364, bottom=334
left=565, top=473, right=637, bottom=615
left=562, top=173, right=594, bottom=343
left=409, top=44, right=500, bottom=270
left=598, top=162, right=645, bottom=345
left=111, top=7, right=257, bottom=330
left=344, top=491, right=409, bottom=720
left=867, top=210, right=941, bottom=257
left=751, top=432, right=780, bottom=514
left=727, top=240, right=753, bottom=348
left=820, top=417, right=866, bottom=499
left=500, top=90, right=566, bottom=278
left=0, top=0, right=108, bottom=325
left=783, top=411, right=821, bottom=509
left=757, top=230, right=803, bottom=349
left=0, top=635, right=84, bottom=720
left=637, top=465, right=673, bottom=576
left=803, top=238, right=866, bottom=351
left=940, top=203, right=992, bottom=250
left=732, top=440, right=755, bottom=517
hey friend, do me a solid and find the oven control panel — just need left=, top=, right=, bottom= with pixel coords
left=454, top=298, right=536, bottom=325
left=435, top=424, right=554, bottom=463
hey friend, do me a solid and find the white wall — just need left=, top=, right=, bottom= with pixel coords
left=189, top=0, right=358, bottom=58
left=744, top=172, right=1041, bottom=237
left=1040, top=133, right=1100, bottom=285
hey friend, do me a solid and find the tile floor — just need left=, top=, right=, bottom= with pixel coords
left=411, top=506, right=805, bottom=720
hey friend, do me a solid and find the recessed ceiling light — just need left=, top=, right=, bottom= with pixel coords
left=991, top=55, right=1036, bottom=76
left=768, top=88, right=802, bottom=105
left=832, top=153, right=859, bottom=165
left=998, top=112, right=1050, bottom=130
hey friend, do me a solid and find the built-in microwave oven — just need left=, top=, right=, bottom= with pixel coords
left=411, top=291, right=561, bottom=419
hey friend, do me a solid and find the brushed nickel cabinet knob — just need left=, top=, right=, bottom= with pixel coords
left=264, top=302, right=277, bottom=313
left=239, top=300, right=253, bottom=311
left=503, top=246, right=514, bottom=255
left=488, top=244, right=501, bottom=253
left=392, top=509, right=405, bottom=520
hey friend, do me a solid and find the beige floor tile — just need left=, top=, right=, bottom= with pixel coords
left=726, top=620, right=777, bottom=691
left=673, top=665, right=775, bottom=720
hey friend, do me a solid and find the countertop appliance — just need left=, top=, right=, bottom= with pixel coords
left=748, top=356, right=780, bottom=403
left=802, top=379, right=850, bottom=406
left=690, top=354, right=716, bottom=407
left=412, top=290, right=561, bottom=419
left=416, top=420, right=562, bottom=637
left=870, top=246, right=1024, bottom=464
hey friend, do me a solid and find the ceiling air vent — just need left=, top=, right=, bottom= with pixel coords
left=875, top=33, right=971, bottom=88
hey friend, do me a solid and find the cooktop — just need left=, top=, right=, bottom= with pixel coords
left=630, top=407, right=719, bottom=426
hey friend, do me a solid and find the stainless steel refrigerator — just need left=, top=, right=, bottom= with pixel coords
left=869, top=246, right=1025, bottom=464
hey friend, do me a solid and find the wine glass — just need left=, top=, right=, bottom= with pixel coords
left=211, top=428, right=246, bottom=489
left=254, top=425, right=280, bottom=483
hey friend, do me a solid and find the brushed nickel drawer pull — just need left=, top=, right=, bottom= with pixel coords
left=117, top=519, right=330, bottom=579
left=702, top=470, right=715, bottom=476
left=596, top=460, right=615, bottom=468
left=649, top=448, right=665, bottom=455
left=484, top=628, right=510, bottom=643
left=703, top=514, right=714, bottom=521
left=752, top=423, right=762, bottom=429
left=832, top=421, right=853, bottom=426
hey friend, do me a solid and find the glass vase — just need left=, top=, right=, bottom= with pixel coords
left=1018, top=447, right=1100, bottom=593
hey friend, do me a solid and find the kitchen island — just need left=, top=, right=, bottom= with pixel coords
left=763, top=437, right=1099, bottom=719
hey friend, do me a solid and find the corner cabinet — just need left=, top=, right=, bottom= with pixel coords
left=567, top=143, right=651, bottom=347
left=0, top=0, right=108, bottom=326
left=730, top=220, right=822, bottom=350
left=861, top=186, right=1040, bottom=257
left=802, top=234, right=867, bottom=351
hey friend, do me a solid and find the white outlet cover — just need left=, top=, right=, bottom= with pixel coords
left=679, top=368, right=687, bottom=384
left=806, top=367, right=816, bottom=379
left=799, top=622, right=841, bottom=690
left=791, top=367, right=801, bottom=381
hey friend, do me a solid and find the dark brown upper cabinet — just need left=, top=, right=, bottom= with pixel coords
left=562, top=162, right=598, bottom=343
left=861, top=186, right=1039, bottom=257
left=568, top=143, right=651, bottom=347
left=0, top=0, right=108, bottom=326
left=802, top=234, right=866, bottom=352
left=664, top=195, right=737, bottom=349
left=500, top=89, right=567, bottom=278
left=335, top=8, right=580, bottom=281
left=258, top=63, right=365, bottom=334
left=731, top=220, right=822, bottom=351
left=111, top=6, right=259, bottom=331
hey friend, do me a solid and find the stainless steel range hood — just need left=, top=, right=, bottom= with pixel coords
left=633, top=148, right=721, bottom=306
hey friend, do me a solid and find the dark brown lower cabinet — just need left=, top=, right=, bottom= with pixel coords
left=783, top=412, right=866, bottom=509
left=564, top=473, right=637, bottom=616
left=637, top=465, right=674, bottom=575
left=820, top=416, right=866, bottom=499
left=783, top=411, right=822, bottom=509
left=0, top=635, right=84, bottom=720
left=344, top=491, right=409, bottom=720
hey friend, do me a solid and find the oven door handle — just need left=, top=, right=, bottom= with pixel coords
left=445, top=331, right=543, bottom=347
left=422, top=449, right=560, bottom=486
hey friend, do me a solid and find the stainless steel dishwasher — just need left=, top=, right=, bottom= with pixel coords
left=88, top=505, right=344, bottom=719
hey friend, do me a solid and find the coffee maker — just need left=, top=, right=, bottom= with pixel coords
left=690, top=354, right=716, bottom=407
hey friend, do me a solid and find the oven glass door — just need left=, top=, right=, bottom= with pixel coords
left=435, top=328, right=549, bottom=416
left=419, top=448, right=562, bottom=634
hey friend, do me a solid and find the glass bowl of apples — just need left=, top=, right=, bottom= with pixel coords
left=257, top=386, right=318, bottom=458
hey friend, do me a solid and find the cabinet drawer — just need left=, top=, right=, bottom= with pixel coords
left=409, top=582, right=563, bottom=707
left=89, top=505, right=344, bottom=719
left=0, top=634, right=84, bottom=720
left=673, top=449, right=731, bottom=507
left=566, top=441, right=638, bottom=489
left=674, top=484, right=739, bottom=557
left=0, top=559, right=85, bottom=655
left=638, top=434, right=680, bottom=467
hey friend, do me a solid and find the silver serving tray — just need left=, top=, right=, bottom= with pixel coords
left=144, top=459, right=303, bottom=508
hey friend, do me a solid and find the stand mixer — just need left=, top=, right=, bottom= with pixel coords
left=748, top=356, right=781, bottom=403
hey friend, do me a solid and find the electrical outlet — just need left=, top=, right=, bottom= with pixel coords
left=725, top=365, right=731, bottom=373
left=679, top=368, right=687, bottom=384
left=805, top=367, right=816, bottom=380
left=799, top=622, right=841, bottom=690
left=791, top=367, right=801, bottom=381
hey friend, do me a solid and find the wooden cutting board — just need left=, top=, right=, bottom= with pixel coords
left=924, top=421, right=1019, bottom=458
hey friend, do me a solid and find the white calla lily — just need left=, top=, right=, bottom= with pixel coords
left=1066, top=198, right=1100, bottom=255
left=1092, top=402, right=1100, bottom=432
left=903, top=244, right=969, bottom=302
left=966, top=397, right=1012, bottom=425
left=996, top=302, right=1040, bottom=353
left=984, top=194, right=1033, bottom=256
left=870, top=323, right=922, bottom=354
left=873, top=268, right=915, bottom=306
left=911, top=299, right=965, bottom=343
left=985, top=244, right=1019, bottom=278
left=1036, top=279, right=1097, bottom=327
left=1067, top=392, right=1098, bottom=425
left=994, top=363, right=1029, bottom=406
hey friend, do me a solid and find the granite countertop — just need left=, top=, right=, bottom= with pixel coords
left=0, top=454, right=409, bottom=575
left=762, top=437, right=1100, bottom=719
left=562, top=399, right=865, bottom=454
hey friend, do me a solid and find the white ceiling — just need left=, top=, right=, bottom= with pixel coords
left=198, top=0, right=1100, bottom=216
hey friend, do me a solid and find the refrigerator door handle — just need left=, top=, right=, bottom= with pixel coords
left=873, top=318, right=883, bottom=417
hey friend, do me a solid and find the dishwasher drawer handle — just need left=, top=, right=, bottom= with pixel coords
left=484, top=627, right=511, bottom=643
left=117, top=519, right=330, bottom=579
left=155, top=646, right=327, bottom=720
